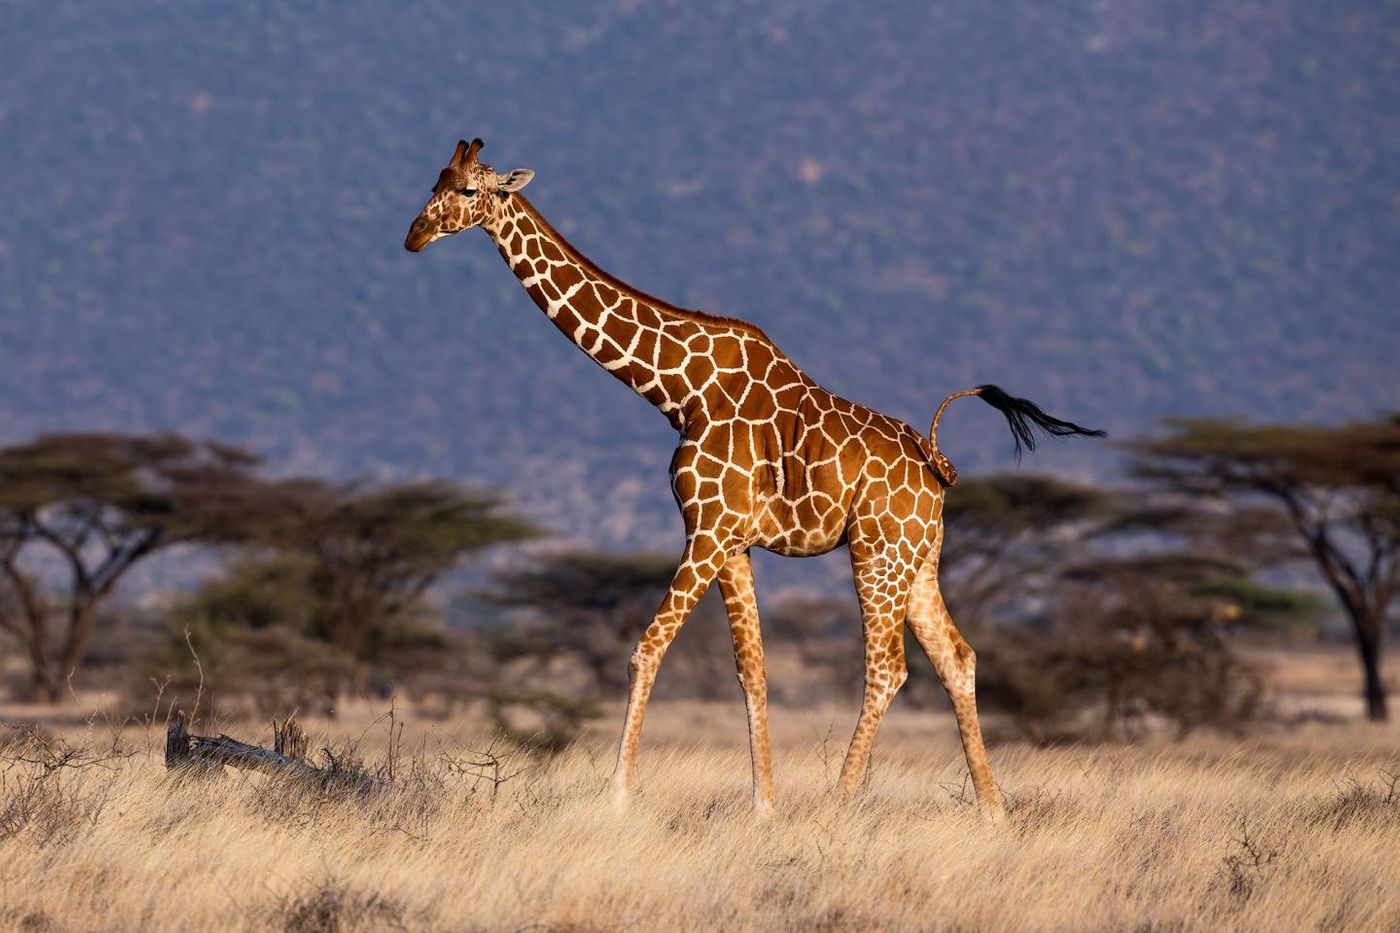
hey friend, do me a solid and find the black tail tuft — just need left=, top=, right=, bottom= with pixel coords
left=974, top=385, right=1106, bottom=460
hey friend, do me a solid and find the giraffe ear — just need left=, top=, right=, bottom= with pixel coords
left=496, top=168, right=535, bottom=192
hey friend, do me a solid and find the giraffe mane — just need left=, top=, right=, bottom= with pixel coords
left=512, top=194, right=774, bottom=343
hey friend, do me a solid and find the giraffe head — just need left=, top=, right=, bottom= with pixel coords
left=404, top=138, right=534, bottom=252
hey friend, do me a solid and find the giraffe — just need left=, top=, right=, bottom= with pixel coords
left=405, top=139, right=1104, bottom=820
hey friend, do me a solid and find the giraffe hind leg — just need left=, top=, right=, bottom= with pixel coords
left=906, top=559, right=1006, bottom=823
left=836, top=545, right=918, bottom=795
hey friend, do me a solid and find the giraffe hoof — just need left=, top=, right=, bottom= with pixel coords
left=834, top=777, right=862, bottom=799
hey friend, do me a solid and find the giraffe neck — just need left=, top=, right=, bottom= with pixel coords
left=483, top=194, right=750, bottom=429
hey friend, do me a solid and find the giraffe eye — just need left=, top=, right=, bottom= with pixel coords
left=458, top=187, right=477, bottom=197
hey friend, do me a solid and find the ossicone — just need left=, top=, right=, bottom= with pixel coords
left=452, top=137, right=485, bottom=165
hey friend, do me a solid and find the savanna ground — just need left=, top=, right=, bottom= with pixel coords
left=1, top=647, right=1397, bottom=932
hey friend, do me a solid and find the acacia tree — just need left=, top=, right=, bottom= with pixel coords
left=224, top=478, right=538, bottom=686
left=286, top=481, right=531, bottom=658
left=1129, top=417, right=1400, bottom=721
left=0, top=433, right=260, bottom=700
left=939, top=473, right=1109, bottom=627
left=983, top=550, right=1315, bottom=742
left=462, top=551, right=715, bottom=748
left=143, top=476, right=537, bottom=713
left=968, top=485, right=1323, bottom=742
left=479, top=551, right=684, bottom=693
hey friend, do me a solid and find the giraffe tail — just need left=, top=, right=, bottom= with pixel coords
left=928, top=385, right=1105, bottom=478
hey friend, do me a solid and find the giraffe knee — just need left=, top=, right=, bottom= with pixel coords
left=628, top=645, right=661, bottom=683
left=870, top=659, right=908, bottom=702
left=861, top=657, right=907, bottom=701
left=945, top=639, right=977, bottom=698
left=736, top=667, right=767, bottom=695
left=956, top=640, right=976, bottom=675
left=733, top=645, right=765, bottom=684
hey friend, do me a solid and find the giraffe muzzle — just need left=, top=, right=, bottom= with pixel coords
left=405, top=218, right=436, bottom=252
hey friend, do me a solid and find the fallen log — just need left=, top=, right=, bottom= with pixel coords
left=165, top=710, right=383, bottom=793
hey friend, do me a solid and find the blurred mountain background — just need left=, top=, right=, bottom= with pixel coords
left=2, top=0, right=1396, bottom=556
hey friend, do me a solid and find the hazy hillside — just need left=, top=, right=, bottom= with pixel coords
left=2, top=1, right=1395, bottom=551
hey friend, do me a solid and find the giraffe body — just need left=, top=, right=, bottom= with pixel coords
left=407, top=140, right=1103, bottom=820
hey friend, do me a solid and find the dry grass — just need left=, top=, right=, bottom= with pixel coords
left=0, top=688, right=1397, bottom=933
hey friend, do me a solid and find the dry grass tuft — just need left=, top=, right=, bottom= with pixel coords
left=1308, top=770, right=1400, bottom=831
left=277, top=883, right=408, bottom=933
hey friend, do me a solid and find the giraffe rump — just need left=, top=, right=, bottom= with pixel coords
left=972, top=384, right=1106, bottom=459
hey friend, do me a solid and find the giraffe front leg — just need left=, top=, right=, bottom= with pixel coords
left=836, top=546, right=918, bottom=796
left=906, top=559, right=1006, bottom=823
left=612, top=532, right=732, bottom=807
left=717, top=550, right=775, bottom=815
